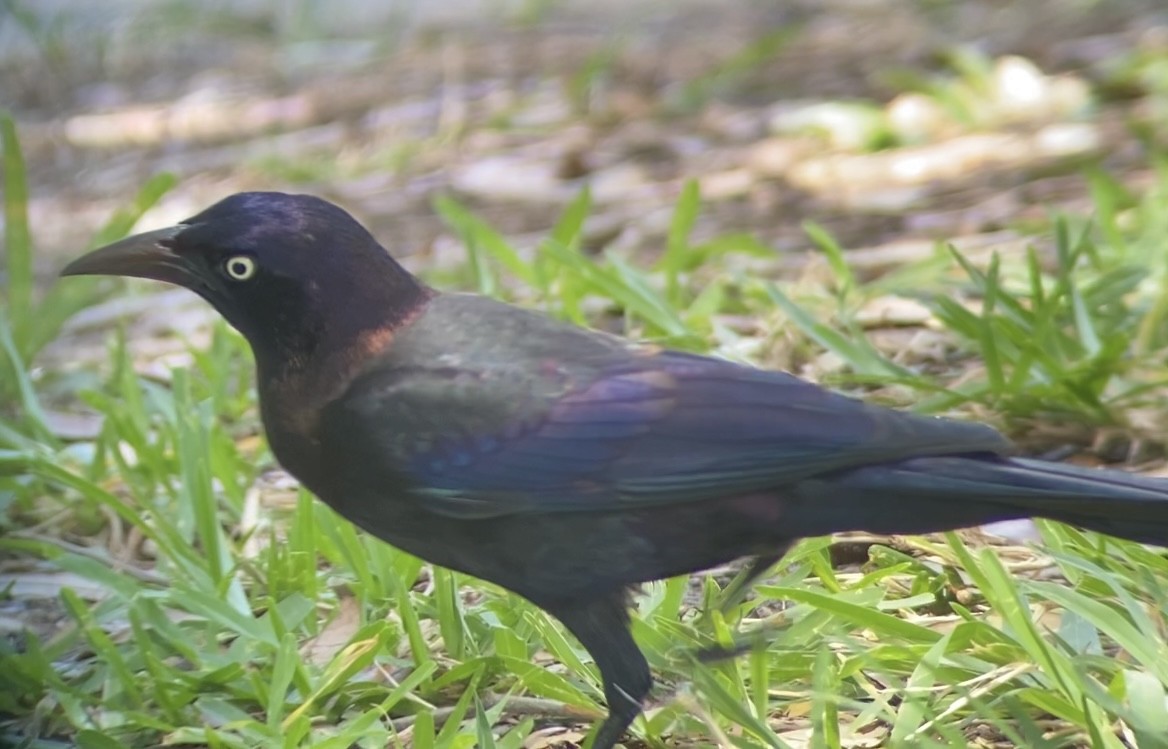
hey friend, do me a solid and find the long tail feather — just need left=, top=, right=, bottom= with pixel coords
left=791, top=455, right=1168, bottom=546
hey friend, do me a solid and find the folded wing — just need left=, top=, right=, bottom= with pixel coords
left=326, top=350, right=1011, bottom=518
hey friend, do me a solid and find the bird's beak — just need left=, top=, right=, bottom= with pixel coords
left=61, top=225, right=194, bottom=286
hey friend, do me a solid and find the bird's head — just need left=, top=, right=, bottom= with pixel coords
left=62, top=192, right=429, bottom=376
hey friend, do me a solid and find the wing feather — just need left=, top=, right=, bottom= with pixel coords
left=326, top=349, right=1010, bottom=518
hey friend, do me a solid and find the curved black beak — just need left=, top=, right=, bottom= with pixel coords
left=61, top=225, right=194, bottom=286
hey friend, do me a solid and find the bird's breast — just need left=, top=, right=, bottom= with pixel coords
left=262, top=415, right=328, bottom=494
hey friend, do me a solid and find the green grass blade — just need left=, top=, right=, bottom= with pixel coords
left=803, top=221, right=855, bottom=302
left=660, top=179, right=701, bottom=303
left=1, top=115, right=31, bottom=321
left=764, top=283, right=910, bottom=378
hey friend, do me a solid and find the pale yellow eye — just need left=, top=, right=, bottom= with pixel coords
left=224, top=256, right=257, bottom=281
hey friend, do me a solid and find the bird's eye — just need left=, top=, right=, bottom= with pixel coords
left=223, top=256, right=257, bottom=281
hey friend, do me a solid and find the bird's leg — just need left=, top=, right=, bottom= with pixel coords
left=717, top=552, right=783, bottom=613
left=547, top=593, right=651, bottom=749
left=696, top=550, right=790, bottom=661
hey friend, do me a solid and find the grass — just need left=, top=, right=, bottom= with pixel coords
left=5, top=103, right=1168, bottom=749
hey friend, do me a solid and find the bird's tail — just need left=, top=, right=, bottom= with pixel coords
left=791, top=455, right=1168, bottom=546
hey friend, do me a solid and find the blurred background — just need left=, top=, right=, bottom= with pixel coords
left=5, top=0, right=1165, bottom=268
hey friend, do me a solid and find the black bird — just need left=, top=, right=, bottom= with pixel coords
left=62, top=192, right=1168, bottom=748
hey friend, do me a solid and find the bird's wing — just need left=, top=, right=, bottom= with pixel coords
left=323, top=349, right=1011, bottom=518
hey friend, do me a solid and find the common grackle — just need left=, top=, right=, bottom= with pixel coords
left=63, top=192, right=1168, bottom=748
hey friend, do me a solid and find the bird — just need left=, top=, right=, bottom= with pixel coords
left=62, top=192, right=1168, bottom=748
